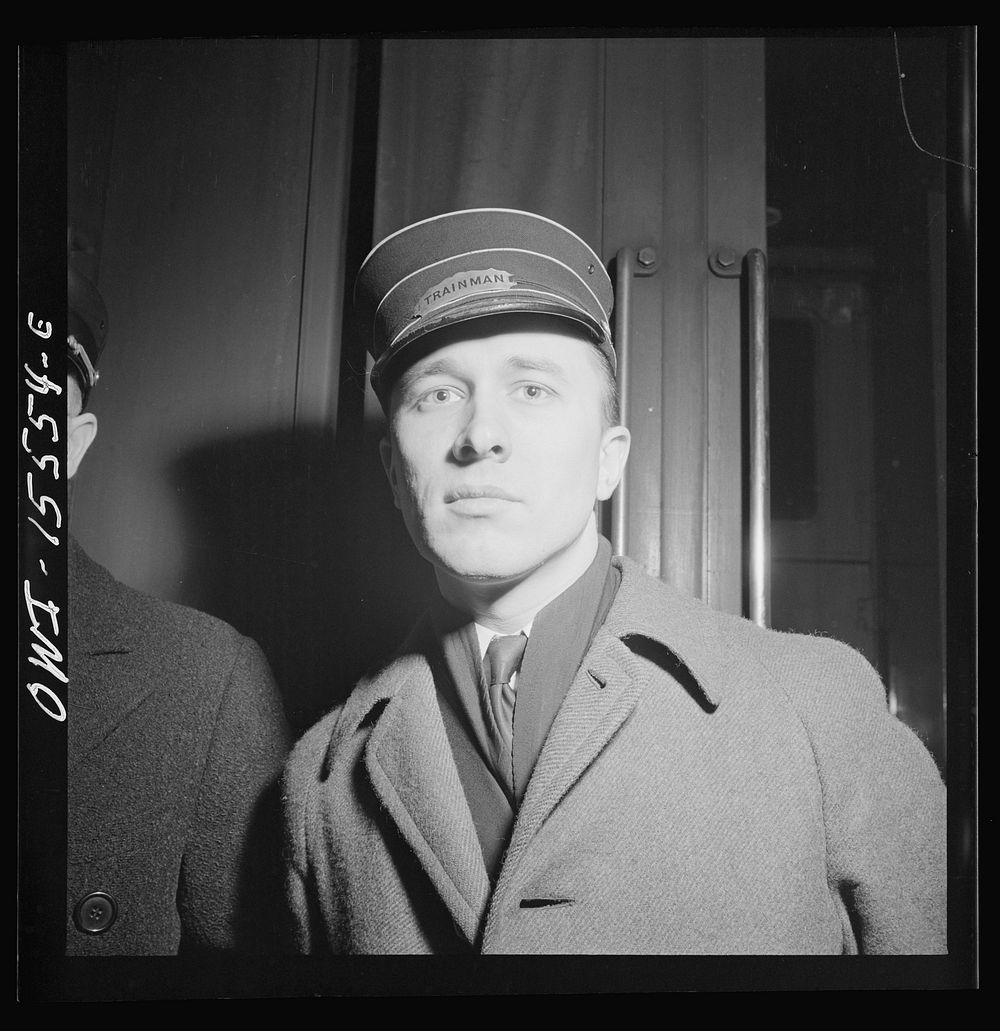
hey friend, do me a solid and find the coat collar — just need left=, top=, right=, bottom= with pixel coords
left=603, top=554, right=730, bottom=709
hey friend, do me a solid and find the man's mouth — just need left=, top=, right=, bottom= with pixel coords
left=445, top=485, right=519, bottom=503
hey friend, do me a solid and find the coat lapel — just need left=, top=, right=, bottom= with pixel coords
left=501, top=629, right=647, bottom=871
left=362, top=664, right=491, bottom=945
left=498, top=555, right=728, bottom=882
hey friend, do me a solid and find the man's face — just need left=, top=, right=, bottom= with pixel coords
left=380, top=315, right=629, bottom=586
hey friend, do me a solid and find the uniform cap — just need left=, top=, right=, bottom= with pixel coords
left=354, top=208, right=614, bottom=404
left=67, top=250, right=108, bottom=402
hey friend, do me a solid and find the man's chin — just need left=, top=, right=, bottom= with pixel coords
left=424, top=542, right=539, bottom=588
left=437, top=558, right=535, bottom=587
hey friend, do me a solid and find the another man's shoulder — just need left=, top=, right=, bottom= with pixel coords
left=69, top=535, right=267, bottom=671
left=68, top=537, right=289, bottom=778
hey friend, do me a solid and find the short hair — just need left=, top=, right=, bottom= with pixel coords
left=589, top=344, right=621, bottom=429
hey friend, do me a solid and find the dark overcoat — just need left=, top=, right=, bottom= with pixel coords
left=283, top=556, right=946, bottom=955
left=68, top=538, right=292, bottom=955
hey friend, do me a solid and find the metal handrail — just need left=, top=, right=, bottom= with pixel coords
left=746, top=247, right=770, bottom=627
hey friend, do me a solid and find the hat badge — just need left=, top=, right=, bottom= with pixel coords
left=413, top=268, right=516, bottom=320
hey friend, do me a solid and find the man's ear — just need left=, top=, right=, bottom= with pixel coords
left=67, top=412, right=98, bottom=480
left=378, top=436, right=402, bottom=510
left=596, top=424, right=631, bottom=502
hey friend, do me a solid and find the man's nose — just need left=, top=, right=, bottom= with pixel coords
left=451, top=398, right=510, bottom=462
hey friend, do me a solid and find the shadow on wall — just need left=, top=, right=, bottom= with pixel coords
left=169, top=424, right=436, bottom=737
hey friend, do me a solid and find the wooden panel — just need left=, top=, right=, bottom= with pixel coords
left=604, top=38, right=674, bottom=579
left=704, top=38, right=767, bottom=613
left=69, top=40, right=318, bottom=606
left=657, top=42, right=712, bottom=598
left=375, top=39, right=606, bottom=245
left=606, top=38, right=765, bottom=612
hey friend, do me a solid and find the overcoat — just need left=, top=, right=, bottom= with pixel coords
left=283, top=556, right=946, bottom=955
left=68, top=537, right=292, bottom=955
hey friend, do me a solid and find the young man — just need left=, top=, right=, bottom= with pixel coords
left=66, top=252, right=292, bottom=954
left=283, top=208, right=945, bottom=954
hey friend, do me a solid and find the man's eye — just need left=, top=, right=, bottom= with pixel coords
left=418, top=386, right=461, bottom=406
left=518, top=383, right=551, bottom=401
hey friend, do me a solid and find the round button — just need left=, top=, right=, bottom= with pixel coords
left=73, top=891, right=118, bottom=934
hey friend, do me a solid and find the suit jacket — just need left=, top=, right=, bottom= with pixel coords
left=68, top=538, right=292, bottom=955
left=282, top=555, right=946, bottom=955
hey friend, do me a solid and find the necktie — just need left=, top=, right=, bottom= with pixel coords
left=483, top=633, right=528, bottom=793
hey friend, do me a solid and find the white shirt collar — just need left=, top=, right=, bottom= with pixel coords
left=474, top=622, right=532, bottom=662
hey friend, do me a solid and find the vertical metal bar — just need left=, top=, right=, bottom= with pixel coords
left=611, top=247, right=634, bottom=557
left=746, top=247, right=770, bottom=626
